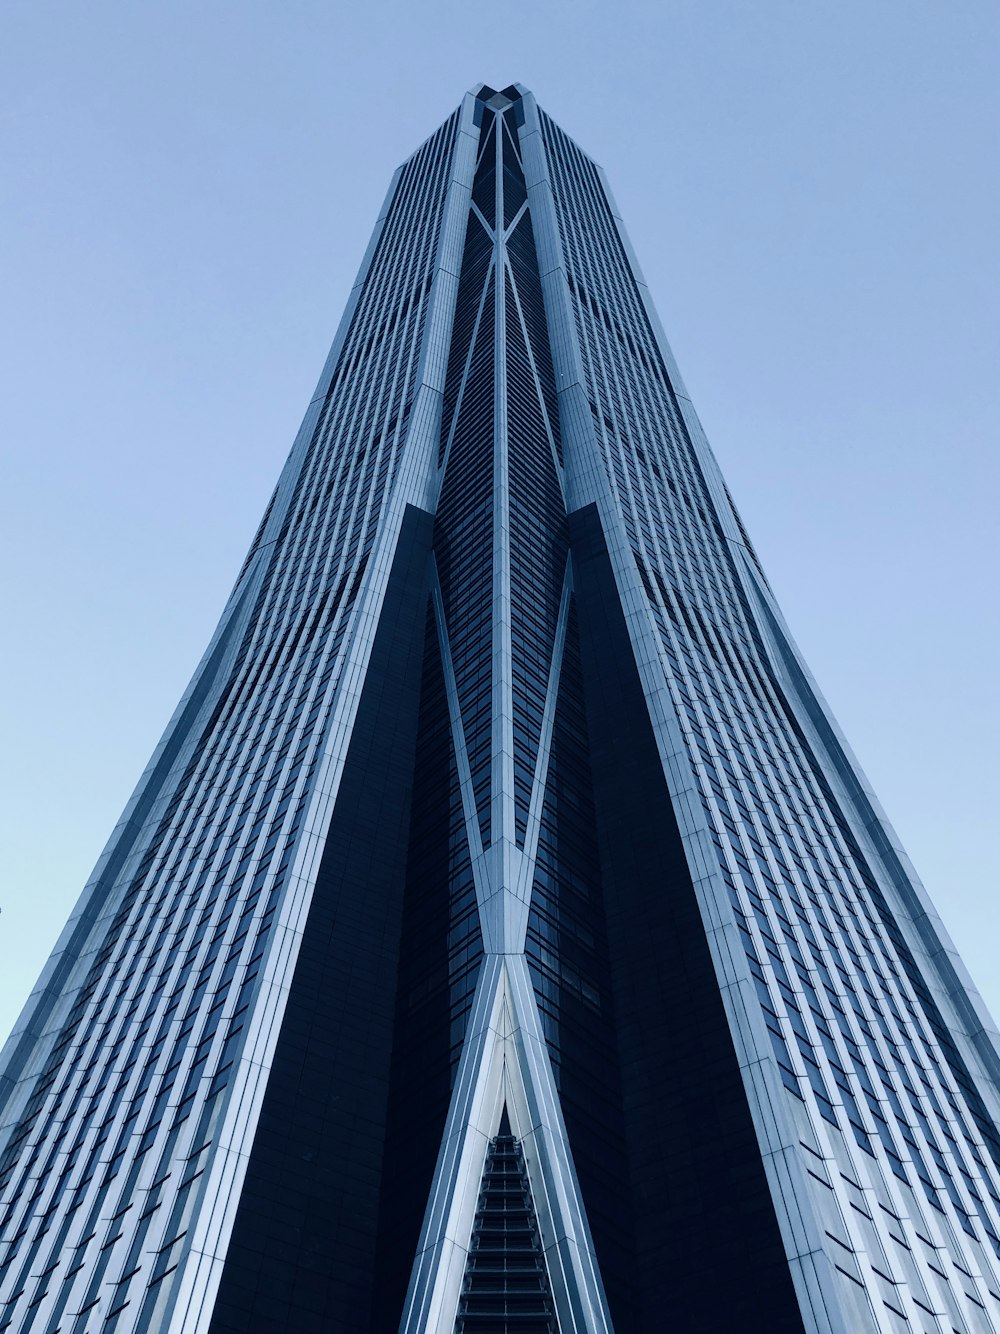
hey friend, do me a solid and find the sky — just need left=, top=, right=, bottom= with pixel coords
left=1, top=0, right=997, bottom=1040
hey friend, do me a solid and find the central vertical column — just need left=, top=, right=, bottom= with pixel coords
left=491, top=102, right=516, bottom=867
left=401, top=88, right=614, bottom=1334
left=477, top=98, right=530, bottom=957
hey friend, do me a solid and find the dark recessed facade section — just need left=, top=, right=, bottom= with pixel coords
left=569, top=502, right=806, bottom=1334
left=208, top=505, right=435, bottom=1334
left=524, top=596, right=634, bottom=1328
left=369, top=593, right=484, bottom=1331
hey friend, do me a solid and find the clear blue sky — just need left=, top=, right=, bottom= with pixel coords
left=1, top=0, right=998, bottom=1038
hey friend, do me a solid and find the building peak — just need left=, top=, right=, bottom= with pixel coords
left=471, top=81, right=526, bottom=109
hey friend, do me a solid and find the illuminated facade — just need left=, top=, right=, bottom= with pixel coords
left=3, top=83, right=1000, bottom=1333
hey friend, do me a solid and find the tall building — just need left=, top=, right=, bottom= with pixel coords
left=2, top=82, right=999, bottom=1334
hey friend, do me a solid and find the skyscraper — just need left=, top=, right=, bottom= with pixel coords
left=2, top=78, right=999, bottom=1332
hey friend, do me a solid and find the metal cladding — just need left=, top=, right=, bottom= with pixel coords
left=2, top=84, right=1000, bottom=1333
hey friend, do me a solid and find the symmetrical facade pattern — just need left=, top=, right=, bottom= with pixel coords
left=2, top=83, right=1000, bottom=1334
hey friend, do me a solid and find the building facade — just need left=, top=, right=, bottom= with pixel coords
left=2, top=83, right=1000, bottom=1333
